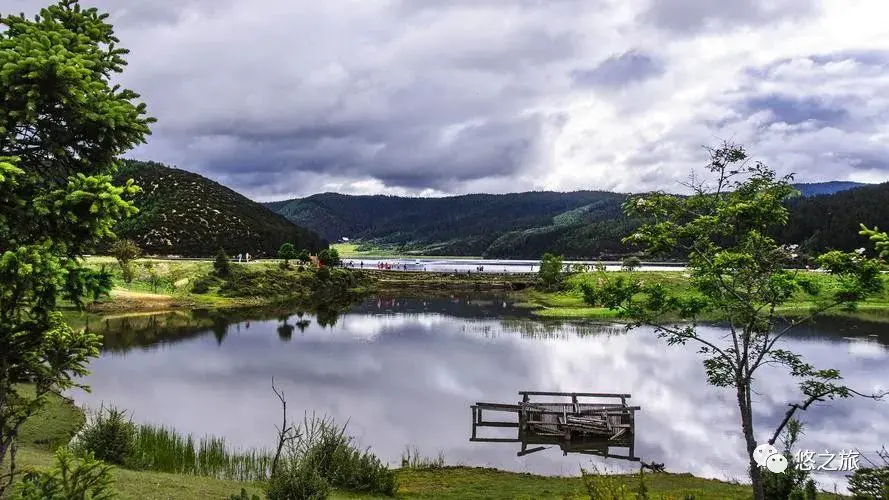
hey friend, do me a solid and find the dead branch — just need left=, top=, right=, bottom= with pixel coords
left=270, top=377, right=298, bottom=478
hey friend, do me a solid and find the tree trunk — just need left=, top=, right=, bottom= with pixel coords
left=737, top=381, right=765, bottom=500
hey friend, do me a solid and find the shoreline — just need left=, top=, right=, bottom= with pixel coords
left=18, top=391, right=778, bottom=499
left=73, top=263, right=889, bottom=323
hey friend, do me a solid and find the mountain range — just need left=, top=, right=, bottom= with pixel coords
left=108, top=159, right=882, bottom=259
left=265, top=181, right=879, bottom=258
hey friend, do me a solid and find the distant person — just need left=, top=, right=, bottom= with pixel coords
left=237, top=253, right=243, bottom=263
left=245, top=252, right=251, bottom=262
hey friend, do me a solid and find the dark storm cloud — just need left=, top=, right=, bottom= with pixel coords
left=190, top=114, right=545, bottom=190
left=745, top=95, right=849, bottom=126
left=7, top=0, right=889, bottom=196
left=639, top=0, right=819, bottom=34
left=570, top=50, right=664, bottom=88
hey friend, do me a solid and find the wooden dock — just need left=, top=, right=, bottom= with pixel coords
left=470, top=391, right=640, bottom=460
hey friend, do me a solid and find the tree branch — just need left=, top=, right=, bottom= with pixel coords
left=769, top=388, right=887, bottom=445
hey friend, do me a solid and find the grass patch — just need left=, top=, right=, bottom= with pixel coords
left=17, top=386, right=85, bottom=452
left=521, top=270, right=889, bottom=321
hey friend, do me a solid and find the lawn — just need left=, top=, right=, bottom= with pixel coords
left=522, top=270, right=889, bottom=321
left=10, top=391, right=771, bottom=499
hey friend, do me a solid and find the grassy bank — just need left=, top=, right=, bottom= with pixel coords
left=77, top=257, right=374, bottom=314
left=519, top=270, right=889, bottom=321
left=12, top=391, right=775, bottom=499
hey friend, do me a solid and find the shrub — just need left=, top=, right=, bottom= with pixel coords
left=537, top=253, right=564, bottom=290
left=266, top=461, right=330, bottom=500
left=280, top=414, right=397, bottom=497
left=316, top=267, right=331, bottom=281
left=848, top=465, right=889, bottom=499
left=762, top=420, right=817, bottom=500
left=621, top=255, right=642, bottom=272
left=140, top=261, right=166, bottom=293
left=16, top=447, right=116, bottom=500
left=110, top=239, right=141, bottom=284
left=317, top=248, right=341, bottom=267
left=74, top=406, right=136, bottom=467
left=580, top=466, right=632, bottom=499
left=278, top=243, right=297, bottom=268
left=190, top=275, right=217, bottom=294
left=297, top=249, right=311, bottom=263
left=214, top=249, right=231, bottom=277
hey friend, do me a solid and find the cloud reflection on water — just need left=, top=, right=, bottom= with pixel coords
left=73, top=308, right=888, bottom=491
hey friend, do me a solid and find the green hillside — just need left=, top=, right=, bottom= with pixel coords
left=112, top=160, right=326, bottom=257
left=268, top=191, right=629, bottom=256
left=266, top=182, right=886, bottom=259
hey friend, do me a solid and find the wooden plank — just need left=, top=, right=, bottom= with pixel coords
left=477, top=421, right=519, bottom=428
left=469, top=437, right=521, bottom=443
left=474, top=403, right=523, bottom=412
left=519, top=391, right=632, bottom=398
left=517, top=446, right=547, bottom=457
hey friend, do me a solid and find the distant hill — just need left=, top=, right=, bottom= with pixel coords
left=265, top=181, right=885, bottom=259
left=778, top=182, right=889, bottom=255
left=792, top=181, right=866, bottom=197
left=265, top=191, right=628, bottom=256
left=112, top=160, right=326, bottom=257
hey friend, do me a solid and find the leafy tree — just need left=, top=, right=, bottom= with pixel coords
left=317, top=248, right=341, bottom=267
left=278, top=242, right=297, bottom=268
left=537, top=253, right=564, bottom=290
left=0, top=0, right=153, bottom=494
left=109, top=239, right=141, bottom=283
left=140, top=261, right=164, bottom=293
left=214, top=248, right=231, bottom=277
left=588, top=142, right=886, bottom=500
left=297, top=248, right=311, bottom=263
left=621, top=256, right=641, bottom=272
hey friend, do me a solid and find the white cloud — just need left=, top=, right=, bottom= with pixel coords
left=7, top=0, right=889, bottom=198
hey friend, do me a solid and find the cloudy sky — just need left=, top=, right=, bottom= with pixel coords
left=11, top=0, right=889, bottom=200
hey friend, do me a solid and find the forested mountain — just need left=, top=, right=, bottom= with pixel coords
left=111, top=160, right=326, bottom=257
left=266, top=182, right=884, bottom=259
left=778, top=182, right=889, bottom=255
left=267, top=191, right=628, bottom=256
left=793, top=181, right=866, bottom=196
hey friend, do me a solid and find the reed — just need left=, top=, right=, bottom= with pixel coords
left=131, top=423, right=274, bottom=482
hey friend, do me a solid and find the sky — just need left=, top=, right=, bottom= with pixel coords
left=10, top=0, right=889, bottom=201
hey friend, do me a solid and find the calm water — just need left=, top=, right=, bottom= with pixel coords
left=341, top=258, right=684, bottom=273
left=71, top=296, right=888, bottom=491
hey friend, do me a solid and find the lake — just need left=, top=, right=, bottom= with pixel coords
left=71, top=295, right=888, bottom=492
left=342, top=258, right=685, bottom=273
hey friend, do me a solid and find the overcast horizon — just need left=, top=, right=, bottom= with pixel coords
left=11, top=0, right=889, bottom=201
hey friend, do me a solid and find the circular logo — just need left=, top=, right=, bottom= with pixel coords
left=766, top=454, right=789, bottom=473
left=753, top=443, right=780, bottom=467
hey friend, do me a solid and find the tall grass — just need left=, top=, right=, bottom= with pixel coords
left=131, top=424, right=274, bottom=481
left=400, top=446, right=445, bottom=469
